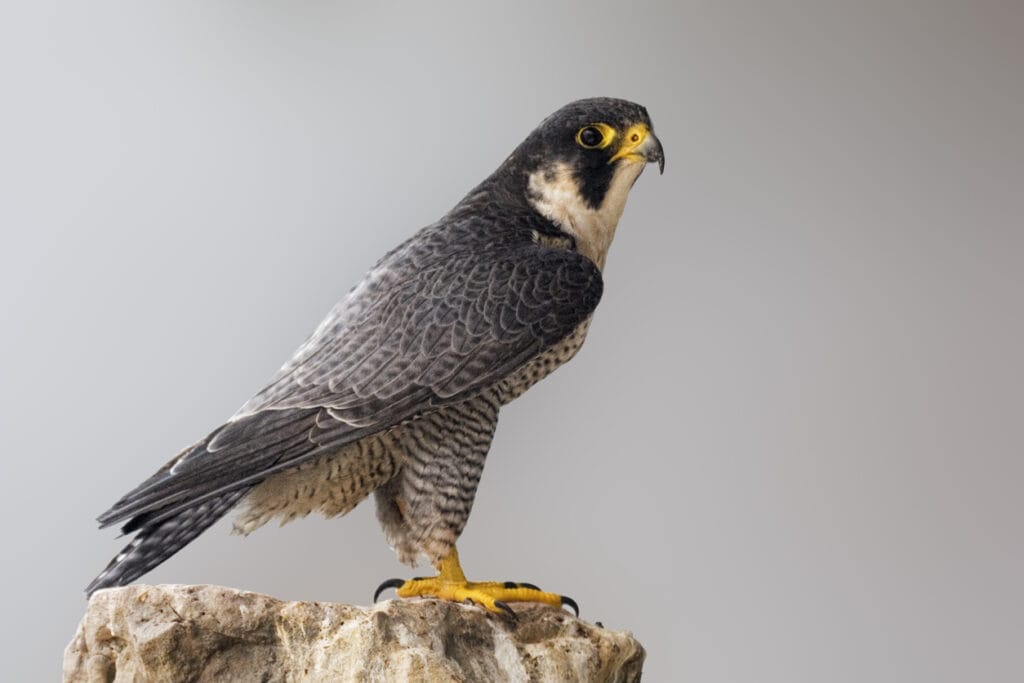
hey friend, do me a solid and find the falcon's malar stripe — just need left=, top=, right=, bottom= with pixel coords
left=527, top=160, right=645, bottom=271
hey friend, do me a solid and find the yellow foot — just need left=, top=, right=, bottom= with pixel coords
left=374, top=576, right=577, bottom=617
left=373, top=547, right=578, bottom=618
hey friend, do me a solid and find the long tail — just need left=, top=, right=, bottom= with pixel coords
left=85, top=488, right=249, bottom=596
left=87, top=408, right=333, bottom=596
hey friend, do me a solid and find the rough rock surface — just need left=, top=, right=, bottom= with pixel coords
left=64, top=584, right=645, bottom=682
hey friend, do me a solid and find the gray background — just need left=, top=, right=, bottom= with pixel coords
left=2, top=1, right=1022, bottom=680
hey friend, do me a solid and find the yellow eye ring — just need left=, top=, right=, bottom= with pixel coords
left=576, top=123, right=616, bottom=149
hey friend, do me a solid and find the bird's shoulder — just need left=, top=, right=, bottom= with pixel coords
left=235, top=212, right=602, bottom=420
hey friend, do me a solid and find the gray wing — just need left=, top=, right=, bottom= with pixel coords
left=98, top=221, right=602, bottom=528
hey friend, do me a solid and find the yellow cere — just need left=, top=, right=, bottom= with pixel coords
left=609, top=123, right=650, bottom=164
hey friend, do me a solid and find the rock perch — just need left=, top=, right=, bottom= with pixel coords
left=64, top=585, right=645, bottom=681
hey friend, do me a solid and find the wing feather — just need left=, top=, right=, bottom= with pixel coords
left=98, top=219, right=602, bottom=528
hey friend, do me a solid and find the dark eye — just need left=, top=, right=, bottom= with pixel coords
left=577, top=126, right=604, bottom=149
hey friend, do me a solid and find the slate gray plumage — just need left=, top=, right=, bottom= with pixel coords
left=87, top=97, right=663, bottom=596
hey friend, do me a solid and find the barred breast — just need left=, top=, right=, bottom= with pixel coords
left=496, top=317, right=593, bottom=403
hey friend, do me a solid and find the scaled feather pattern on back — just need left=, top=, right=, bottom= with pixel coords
left=97, top=217, right=603, bottom=533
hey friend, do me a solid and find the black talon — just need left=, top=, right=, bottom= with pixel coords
left=503, top=581, right=517, bottom=589
left=494, top=600, right=517, bottom=621
left=560, top=595, right=579, bottom=617
left=520, top=582, right=541, bottom=591
left=373, top=578, right=405, bottom=603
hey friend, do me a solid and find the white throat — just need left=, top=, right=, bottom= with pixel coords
left=527, top=161, right=644, bottom=270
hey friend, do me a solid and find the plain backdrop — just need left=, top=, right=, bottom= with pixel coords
left=2, top=2, right=1022, bottom=680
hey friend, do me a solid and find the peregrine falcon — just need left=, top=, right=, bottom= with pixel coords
left=88, top=98, right=664, bottom=615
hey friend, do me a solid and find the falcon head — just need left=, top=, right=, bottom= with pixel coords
left=479, top=98, right=665, bottom=270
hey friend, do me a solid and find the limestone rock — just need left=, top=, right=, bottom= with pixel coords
left=64, top=584, right=645, bottom=682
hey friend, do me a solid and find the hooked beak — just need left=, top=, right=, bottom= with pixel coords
left=609, top=124, right=665, bottom=174
left=645, top=131, right=665, bottom=174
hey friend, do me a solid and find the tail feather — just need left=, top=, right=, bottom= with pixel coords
left=96, top=410, right=324, bottom=530
left=86, top=488, right=249, bottom=596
